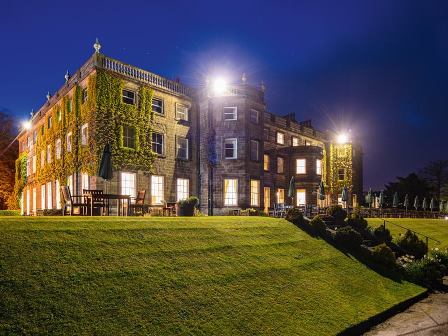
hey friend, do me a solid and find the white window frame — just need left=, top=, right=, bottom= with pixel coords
left=263, top=154, right=269, bottom=171
left=277, top=157, right=284, bottom=174
left=316, top=159, right=322, bottom=175
left=55, top=180, right=61, bottom=209
left=176, top=137, right=189, bottom=160
left=41, top=184, right=46, bottom=209
left=47, top=181, right=52, bottom=209
left=296, top=159, right=306, bottom=174
left=32, top=155, right=36, bottom=174
left=56, top=138, right=61, bottom=159
left=66, top=132, right=72, bottom=152
left=151, top=175, right=164, bottom=205
left=152, top=97, right=164, bottom=114
left=120, top=172, right=136, bottom=199
left=296, top=189, right=306, bottom=206
left=47, top=145, right=52, bottom=163
left=175, top=103, right=189, bottom=121
left=276, top=132, right=285, bottom=145
left=81, top=123, right=88, bottom=146
left=152, top=132, right=165, bottom=155
left=224, top=138, right=238, bottom=159
left=67, top=175, right=73, bottom=196
left=41, top=150, right=45, bottom=167
left=176, top=178, right=190, bottom=201
left=32, top=187, right=37, bottom=214
left=81, top=173, right=89, bottom=192
left=122, top=89, right=136, bottom=105
left=224, top=179, right=238, bottom=206
left=292, top=137, right=299, bottom=146
left=26, top=189, right=30, bottom=215
left=250, top=180, right=260, bottom=207
left=276, top=188, right=285, bottom=204
left=223, top=107, right=237, bottom=121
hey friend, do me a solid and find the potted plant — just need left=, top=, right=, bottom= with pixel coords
left=177, top=196, right=199, bottom=216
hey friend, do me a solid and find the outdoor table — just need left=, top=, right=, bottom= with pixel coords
left=83, top=193, right=131, bottom=216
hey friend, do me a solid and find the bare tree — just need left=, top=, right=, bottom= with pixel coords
left=419, top=160, right=448, bottom=200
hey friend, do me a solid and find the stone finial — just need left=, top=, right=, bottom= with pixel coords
left=260, top=81, right=266, bottom=92
left=241, top=73, right=247, bottom=83
left=46, top=92, right=51, bottom=102
left=65, top=70, right=71, bottom=83
left=93, top=38, right=101, bottom=53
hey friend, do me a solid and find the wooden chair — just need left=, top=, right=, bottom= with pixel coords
left=274, top=203, right=286, bottom=218
left=83, top=189, right=105, bottom=216
left=129, top=190, right=149, bottom=216
left=61, top=186, right=87, bottom=216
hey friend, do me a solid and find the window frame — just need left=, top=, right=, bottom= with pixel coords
left=292, top=136, right=299, bottom=147
left=55, top=138, right=62, bottom=159
left=316, top=159, right=322, bottom=175
left=250, top=109, right=259, bottom=124
left=176, top=137, right=189, bottom=160
left=176, top=178, right=190, bottom=201
left=151, top=175, right=164, bottom=205
left=296, top=189, right=306, bottom=206
left=250, top=180, right=260, bottom=207
left=224, top=138, right=238, bottom=159
left=250, top=139, right=260, bottom=161
left=276, top=131, right=285, bottom=145
left=338, top=168, right=346, bottom=181
left=122, top=89, right=136, bottom=105
left=277, top=156, right=284, bottom=174
left=120, top=172, right=136, bottom=199
left=66, top=132, right=72, bottom=152
left=276, top=188, right=285, bottom=204
left=263, top=154, right=270, bottom=171
left=175, top=103, right=189, bottom=121
left=223, top=107, right=238, bottom=121
left=81, top=123, right=88, bottom=146
left=122, top=125, right=136, bottom=149
left=151, top=132, right=165, bottom=156
left=224, top=178, right=238, bottom=206
left=296, top=158, right=306, bottom=174
left=152, top=97, right=164, bottom=115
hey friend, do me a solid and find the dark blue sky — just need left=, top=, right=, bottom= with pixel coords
left=1, top=0, right=447, bottom=189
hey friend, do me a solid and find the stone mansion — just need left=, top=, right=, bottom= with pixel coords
left=17, top=41, right=363, bottom=215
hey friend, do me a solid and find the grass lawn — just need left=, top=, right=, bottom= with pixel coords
left=367, top=218, right=448, bottom=249
left=0, top=216, right=424, bottom=335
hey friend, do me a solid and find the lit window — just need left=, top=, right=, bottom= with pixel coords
left=263, top=154, right=269, bottom=171
left=55, top=180, right=61, bottom=209
left=151, top=175, right=164, bottom=205
left=296, top=159, right=306, bottom=174
left=122, top=89, right=135, bottom=105
left=47, top=145, right=52, bottom=163
left=224, top=138, right=237, bottom=159
left=176, top=137, right=189, bottom=160
left=32, top=188, right=37, bottom=213
left=152, top=98, right=164, bottom=114
left=250, top=140, right=259, bottom=161
left=305, top=140, right=311, bottom=146
left=250, top=109, right=259, bottom=124
left=81, top=173, right=89, bottom=192
left=176, top=178, right=189, bottom=201
left=41, top=184, right=46, bottom=209
left=32, top=155, right=36, bottom=174
left=276, top=132, right=285, bottom=145
left=122, top=125, right=136, bottom=149
left=316, top=159, right=322, bottom=175
left=66, top=132, right=72, bottom=152
left=264, top=128, right=270, bottom=141
left=81, top=123, right=88, bottom=146
left=48, top=116, right=52, bottom=129
left=176, top=103, right=189, bottom=121
left=223, top=107, right=237, bottom=121
left=292, top=137, right=299, bottom=146
left=264, top=187, right=271, bottom=210
left=40, top=150, right=45, bottom=167
left=120, top=172, right=136, bottom=199
left=250, top=180, right=260, bottom=206
left=338, top=168, right=346, bottom=181
left=26, top=189, right=30, bottom=215
left=55, top=139, right=61, bottom=159
left=277, top=157, right=284, bottom=174
left=33, top=130, right=37, bottom=144
left=82, top=88, right=88, bottom=103
left=224, top=179, right=238, bottom=206
left=152, top=132, right=164, bottom=155
left=296, top=189, right=306, bottom=206
left=67, top=175, right=73, bottom=195
left=67, top=100, right=72, bottom=113
left=276, top=188, right=285, bottom=204
left=56, top=109, right=61, bottom=122
left=47, top=181, right=52, bottom=209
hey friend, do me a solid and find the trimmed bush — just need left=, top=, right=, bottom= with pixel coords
left=310, top=215, right=326, bottom=235
left=347, top=217, right=368, bottom=232
left=373, top=225, right=392, bottom=244
left=0, top=210, right=20, bottom=216
left=177, top=196, right=199, bottom=216
left=371, top=243, right=396, bottom=267
left=43, top=209, right=63, bottom=216
left=404, top=257, right=446, bottom=286
left=285, top=208, right=305, bottom=226
left=431, top=248, right=448, bottom=270
left=395, top=230, right=428, bottom=259
left=335, top=226, right=363, bottom=249
left=326, top=205, right=347, bottom=225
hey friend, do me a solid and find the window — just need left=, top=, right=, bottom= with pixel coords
left=32, top=156, right=36, bottom=174
left=32, top=188, right=37, bottom=214
left=47, top=145, right=52, bottom=163
left=224, top=179, right=238, bottom=206
left=81, top=173, right=89, bottom=192
left=296, top=189, right=306, bottom=206
left=40, top=150, right=45, bottom=167
left=264, top=187, right=271, bottom=211
left=250, top=180, right=260, bottom=206
left=305, top=140, right=311, bottom=146
left=122, top=125, right=136, bottom=149
left=264, top=128, right=269, bottom=141
left=55, top=180, right=61, bottom=209
left=276, top=132, right=285, bottom=145
left=338, top=168, right=346, bottom=181
left=152, top=132, right=164, bottom=155
left=176, top=178, right=189, bottom=201
left=176, top=137, right=189, bottom=160
left=152, top=97, right=164, bottom=114
left=67, top=100, right=72, bottom=113
left=263, top=154, right=270, bottom=171
left=176, top=103, right=189, bottom=121
left=120, top=172, right=136, bottom=199
left=223, top=107, right=237, bottom=121
left=41, top=125, right=44, bottom=136
left=47, top=181, right=52, bottom=209
left=48, top=116, right=52, bottom=129
left=151, top=175, right=164, bottom=205
left=224, top=138, right=237, bottom=159
left=57, top=109, right=61, bottom=122
left=55, top=139, right=61, bottom=159
left=292, top=137, right=299, bottom=146
left=250, top=140, right=259, bottom=161
left=296, top=159, right=306, bottom=174
left=277, top=157, right=284, bottom=174
left=82, top=88, right=88, bottom=103
left=122, top=89, right=135, bottom=105
left=81, top=123, right=88, bottom=146
left=67, top=175, right=73, bottom=195
left=41, top=184, right=46, bottom=209
left=276, top=188, right=285, bottom=204
left=316, top=159, right=322, bottom=175
left=66, top=132, right=72, bottom=152
left=250, top=109, right=259, bottom=124
left=33, top=130, right=37, bottom=144
left=27, top=136, right=31, bottom=149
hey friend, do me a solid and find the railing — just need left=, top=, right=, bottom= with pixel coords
left=359, top=207, right=446, bottom=219
left=381, top=218, right=441, bottom=248
left=99, top=56, right=194, bottom=97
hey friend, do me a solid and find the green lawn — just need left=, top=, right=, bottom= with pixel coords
left=367, top=218, right=448, bottom=249
left=0, top=216, right=424, bottom=335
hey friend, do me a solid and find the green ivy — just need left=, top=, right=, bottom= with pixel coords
left=329, top=143, right=353, bottom=193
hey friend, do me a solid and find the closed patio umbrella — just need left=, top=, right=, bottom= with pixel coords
left=98, top=143, right=113, bottom=192
left=414, top=195, right=420, bottom=210
left=365, top=187, right=372, bottom=208
left=318, top=181, right=325, bottom=201
left=392, top=192, right=399, bottom=208
left=378, top=190, right=385, bottom=208
left=439, top=200, right=445, bottom=213
left=404, top=194, right=409, bottom=211
left=341, top=186, right=349, bottom=211
left=422, top=197, right=428, bottom=211
left=429, top=198, right=435, bottom=212
left=288, top=176, right=296, bottom=206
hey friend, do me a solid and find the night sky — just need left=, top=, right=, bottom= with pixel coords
left=1, top=0, right=447, bottom=190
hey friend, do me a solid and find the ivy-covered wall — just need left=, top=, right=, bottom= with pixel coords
left=328, top=143, right=353, bottom=194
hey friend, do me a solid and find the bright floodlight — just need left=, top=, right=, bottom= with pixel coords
left=445, top=216, right=448, bottom=220
left=22, top=121, right=32, bottom=130
left=336, top=133, right=349, bottom=144
left=212, top=78, right=227, bottom=96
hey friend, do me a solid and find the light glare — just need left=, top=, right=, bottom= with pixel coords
left=212, top=78, right=227, bottom=96
left=336, top=133, right=349, bottom=144
left=22, top=121, right=32, bottom=130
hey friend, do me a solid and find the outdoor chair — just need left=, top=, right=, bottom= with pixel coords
left=61, top=186, right=87, bottom=216
left=83, top=189, right=106, bottom=215
left=274, top=203, right=286, bottom=218
left=129, top=190, right=149, bottom=216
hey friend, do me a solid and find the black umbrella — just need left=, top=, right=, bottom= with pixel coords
left=98, top=144, right=113, bottom=191
left=288, top=176, right=296, bottom=206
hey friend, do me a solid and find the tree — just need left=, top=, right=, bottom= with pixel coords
left=384, top=173, right=431, bottom=207
left=419, top=160, right=448, bottom=200
left=0, top=111, right=18, bottom=209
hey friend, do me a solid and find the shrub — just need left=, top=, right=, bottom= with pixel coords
left=404, top=256, right=446, bottom=286
left=347, top=216, right=368, bottom=232
left=335, top=226, right=363, bottom=249
left=326, top=205, right=347, bottom=224
left=0, top=210, right=20, bottom=216
left=177, top=196, right=199, bottom=216
left=371, top=243, right=396, bottom=267
left=430, top=248, right=448, bottom=270
left=43, top=209, right=63, bottom=216
left=285, top=208, right=305, bottom=226
left=395, top=230, right=428, bottom=259
left=310, top=215, right=326, bottom=235
left=373, top=225, right=392, bottom=244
